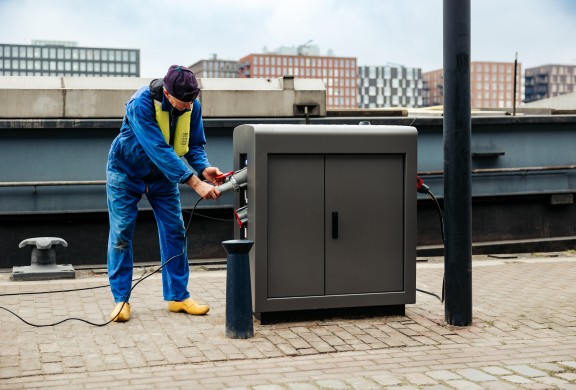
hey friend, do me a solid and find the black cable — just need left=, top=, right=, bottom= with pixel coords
left=0, top=269, right=149, bottom=297
left=427, top=191, right=446, bottom=303
left=182, top=210, right=234, bottom=222
left=415, top=188, right=446, bottom=303
left=416, top=288, right=443, bottom=301
left=0, top=197, right=203, bottom=327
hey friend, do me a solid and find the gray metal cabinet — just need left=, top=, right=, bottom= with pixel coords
left=232, top=124, right=417, bottom=318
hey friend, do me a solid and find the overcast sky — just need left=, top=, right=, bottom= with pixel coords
left=0, top=0, right=574, bottom=77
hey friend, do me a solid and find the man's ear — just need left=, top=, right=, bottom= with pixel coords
left=163, top=89, right=170, bottom=98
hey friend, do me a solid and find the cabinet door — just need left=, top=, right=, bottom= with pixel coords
left=267, top=154, right=325, bottom=298
left=325, top=154, right=405, bottom=295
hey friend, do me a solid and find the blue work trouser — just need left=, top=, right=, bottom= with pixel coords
left=106, top=170, right=191, bottom=303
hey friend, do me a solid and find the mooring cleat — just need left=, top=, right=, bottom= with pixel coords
left=168, top=298, right=210, bottom=316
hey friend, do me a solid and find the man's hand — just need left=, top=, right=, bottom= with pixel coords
left=187, top=175, right=221, bottom=200
left=201, top=167, right=224, bottom=185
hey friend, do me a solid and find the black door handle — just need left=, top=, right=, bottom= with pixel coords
left=332, top=211, right=338, bottom=239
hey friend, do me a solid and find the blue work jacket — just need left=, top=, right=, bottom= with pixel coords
left=107, top=81, right=210, bottom=185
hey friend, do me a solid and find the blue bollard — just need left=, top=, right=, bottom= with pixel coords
left=222, top=239, right=254, bottom=339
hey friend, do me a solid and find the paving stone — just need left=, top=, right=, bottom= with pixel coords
left=370, top=374, right=403, bottom=386
left=315, top=379, right=349, bottom=389
left=426, top=369, right=462, bottom=381
left=480, top=381, right=517, bottom=390
left=404, top=372, right=437, bottom=386
left=444, top=380, right=484, bottom=390
left=557, top=373, right=576, bottom=381
left=559, top=361, right=576, bottom=369
left=455, top=368, right=497, bottom=382
left=507, top=364, right=548, bottom=377
left=285, top=383, right=320, bottom=390
left=501, top=374, right=534, bottom=384
left=344, top=376, right=383, bottom=390
left=531, top=362, right=566, bottom=373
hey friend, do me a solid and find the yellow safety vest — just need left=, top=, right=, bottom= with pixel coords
left=154, top=100, right=191, bottom=156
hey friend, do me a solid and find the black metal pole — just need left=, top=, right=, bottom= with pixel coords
left=222, top=239, right=254, bottom=338
left=443, top=0, right=472, bottom=326
left=513, top=52, right=518, bottom=116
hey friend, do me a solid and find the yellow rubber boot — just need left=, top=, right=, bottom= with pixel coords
left=110, top=302, right=131, bottom=322
left=168, top=298, right=210, bottom=315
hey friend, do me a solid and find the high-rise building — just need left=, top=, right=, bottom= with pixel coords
left=357, top=65, right=424, bottom=108
left=524, top=64, right=576, bottom=103
left=0, top=40, right=140, bottom=77
left=237, top=52, right=357, bottom=109
left=189, top=54, right=238, bottom=78
left=423, top=61, right=522, bottom=109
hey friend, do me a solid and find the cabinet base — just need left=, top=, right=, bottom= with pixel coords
left=255, top=304, right=405, bottom=325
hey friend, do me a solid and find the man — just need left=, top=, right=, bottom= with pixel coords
left=106, top=65, right=222, bottom=322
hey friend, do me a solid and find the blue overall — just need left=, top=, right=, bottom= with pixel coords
left=106, top=80, right=210, bottom=303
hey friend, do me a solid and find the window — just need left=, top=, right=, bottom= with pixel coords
left=384, top=67, right=391, bottom=78
left=369, top=67, right=376, bottom=78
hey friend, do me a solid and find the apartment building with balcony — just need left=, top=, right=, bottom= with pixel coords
left=525, top=64, right=576, bottom=103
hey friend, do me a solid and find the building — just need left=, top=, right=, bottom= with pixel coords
left=189, top=54, right=238, bottom=78
left=237, top=52, right=357, bottom=109
left=423, top=61, right=522, bottom=109
left=524, top=64, right=576, bottom=103
left=357, top=65, right=424, bottom=108
left=0, top=40, right=140, bottom=77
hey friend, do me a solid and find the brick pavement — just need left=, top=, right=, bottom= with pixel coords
left=1, top=253, right=575, bottom=389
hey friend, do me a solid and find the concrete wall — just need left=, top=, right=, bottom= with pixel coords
left=0, top=76, right=326, bottom=119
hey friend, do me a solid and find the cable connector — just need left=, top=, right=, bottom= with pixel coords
left=416, top=176, right=430, bottom=194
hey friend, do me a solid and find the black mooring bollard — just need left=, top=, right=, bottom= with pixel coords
left=222, top=239, right=254, bottom=339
